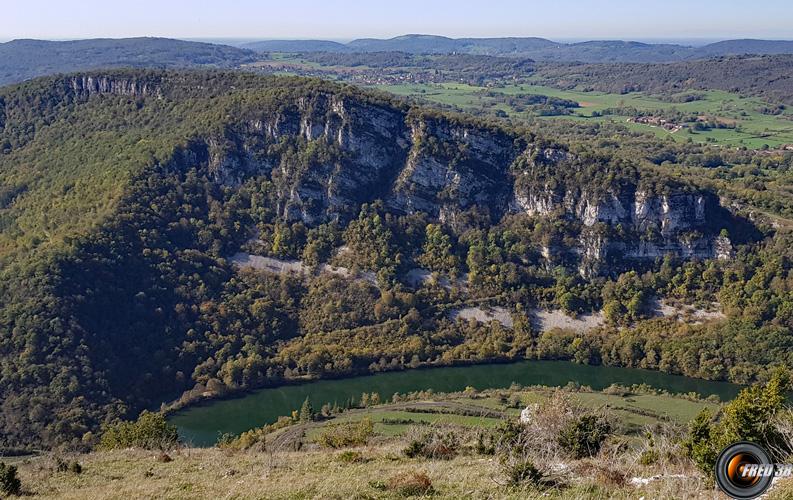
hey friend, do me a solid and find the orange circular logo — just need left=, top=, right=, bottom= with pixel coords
left=715, top=442, right=774, bottom=499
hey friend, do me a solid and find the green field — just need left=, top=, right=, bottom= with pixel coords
left=377, top=82, right=793, bottom=148
left=302, top=387, right=719, bottom=444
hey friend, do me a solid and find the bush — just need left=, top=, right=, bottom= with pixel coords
left=403, top=429, right=459, bottom=460
left=387, top=471, right=433, bottom=496
left=558, top=414, right=611, bottom=458
left=55, top=457, right=82, bottom=474
left=602, top=384, right=631, bottom=397
left=99, top=411, right=179, bottom=450
left=337, top=450, right=365, bottom=463
left=316, top=418, right=373, bottom=448
left=639, top=449, right=660, bottom=466
left=504, top=458, right=543, bottom=486
left=475, top=429, right=496, bottom=455
left=683, top=370, right=791, bottom=476
left=0, top=462, right=21, bottom=496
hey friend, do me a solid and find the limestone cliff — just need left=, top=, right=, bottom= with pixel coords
left=56, top=73, right=740, bottom=275
left=67, top=74, right=164, bottom=99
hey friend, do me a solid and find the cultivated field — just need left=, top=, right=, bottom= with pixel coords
left=379, top=82, right=793, bottom=148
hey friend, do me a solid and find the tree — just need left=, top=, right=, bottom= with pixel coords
left=419, top=224, right=459, bottom=275
left=299, top=397, right=315, bottom=422
left=343, top=204, right=400, bottom=276
left=603, top=300, right=626, bottom=324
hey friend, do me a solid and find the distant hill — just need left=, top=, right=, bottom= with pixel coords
left=348, top=34, right=461, bottom=53
left=0, top=37, right=258, bottom=86
left=241, top=39, right=349, bottom=53
left=242, top=34, right=793, bottom=63
left=693, top=39, right=793, bottom=58
left=533, top=54, right=793, bottom=106
left=4, top=36, right=793, bottom=87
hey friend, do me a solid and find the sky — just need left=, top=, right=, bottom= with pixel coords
left=2, top=0, right=793, bottom=42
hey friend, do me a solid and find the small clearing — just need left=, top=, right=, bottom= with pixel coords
left=230, top=252, right=378, bottom=286
left=449, top=306, right=514, bottom=328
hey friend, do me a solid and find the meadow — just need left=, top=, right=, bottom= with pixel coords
left=378, top=82, right=793, bottom=148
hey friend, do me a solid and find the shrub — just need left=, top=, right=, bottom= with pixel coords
left=226, top=415, right=294, bottom=451
left=602, top=384, right=631, bottom=397
left=683, top=370, right=791, bottom=476
left=316, top=418, right=373, bottom=448
left=503, top=458, right=543, bottom=487
left=387, top=471, right=433, bottom=496
left=403, top=429, right=459, bottom=460
left=639, top=449, right=660, bottom=466
left=558, top=414, right=611, bottom=458
left=475, top=429, right=496, bottom=455
left=337, top=450, right=365, bottom=463
left=0, top=462, right=21, bottom=496
left=592, top=465, right=626, bottom=488
left=55, top=457, right=82, bottom=474
left=99, top=410, right=179, bottom=450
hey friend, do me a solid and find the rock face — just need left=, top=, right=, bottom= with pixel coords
left=513, top=179, right=731, bottom=275
left=205, top=92, right=735, bottom=275
left=389, top=118, right=518, bottom=224
left=67, top=75, right=164, bottom=99
left=65, top=74, right=738, bottom=275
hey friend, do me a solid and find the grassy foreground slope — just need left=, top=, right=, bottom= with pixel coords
left=9, top=382, right=793, bottom=499
left=5, top=385, right=731, bottom=499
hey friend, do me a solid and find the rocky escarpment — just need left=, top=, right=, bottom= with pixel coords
left=67, top=75, right=164, bottom=100
left=61, top=73, right=741, bottom=275
left=512, top=177, right=735, bottom=275
left=198, top=94, right=525, bottom=226
left=183, top=90, right=738, bottom=276
left=389, top=117, right=519, bottom=224
left=199, top=92, right=412, bottom=224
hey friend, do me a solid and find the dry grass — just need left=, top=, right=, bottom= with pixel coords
left=10, top=440, right=734, bottom=499
left=8, top=387, right=749, bottom=499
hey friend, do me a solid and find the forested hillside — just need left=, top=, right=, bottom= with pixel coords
left=533, top=55, right=793, bottom=106
left=1, top=70, right=793, bottom=450
left=0, top=38, right=258, bottom=86
left=243, top=35, right=793, bottom=63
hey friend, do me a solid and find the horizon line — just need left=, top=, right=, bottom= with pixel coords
left=3, top=34, right=793, bottom=45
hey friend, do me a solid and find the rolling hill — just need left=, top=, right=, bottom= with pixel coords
left=242, top=34, right=793, bottom=63
left=0, top=37, right=258, bottom=86
left=241, top=39, right=349, bottom=53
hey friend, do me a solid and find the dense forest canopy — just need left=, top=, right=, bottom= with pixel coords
left=1, top=70, right=793, bottom=451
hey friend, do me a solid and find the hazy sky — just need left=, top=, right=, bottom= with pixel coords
left=3, top=0, right=793, bottom=41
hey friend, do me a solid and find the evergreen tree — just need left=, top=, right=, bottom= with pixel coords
left=299, top=397, right=314, bottom=422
